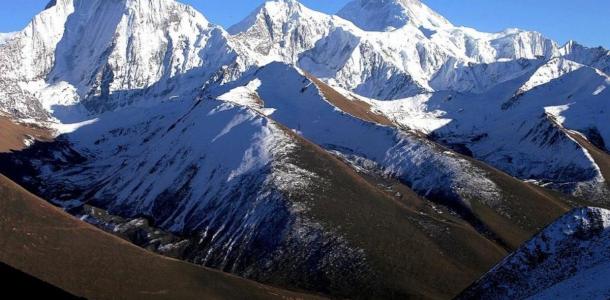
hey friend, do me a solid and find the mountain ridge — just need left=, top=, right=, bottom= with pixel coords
left=458, top=207, right=610, bottom=299
left=0, top=0, right=609, bottom=298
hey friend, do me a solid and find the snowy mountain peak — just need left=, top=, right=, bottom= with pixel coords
left=0, top=0, right=233, bottom=119
left=337, top=0, right=452, bottom=31
left=259, top=0, right=303, bottom=11
left=228, top=0, right=323, bottom=35
left=227, top=0, right=333, bottom=66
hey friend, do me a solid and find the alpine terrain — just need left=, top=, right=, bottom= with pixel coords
left=0, top=0, right=608, bottom=299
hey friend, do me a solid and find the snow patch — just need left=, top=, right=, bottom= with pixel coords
left=544, top=105, right=571, bottom=124
left=0, top=32, right=16, bottom=45
left=51, top=118, right=99, bottom=134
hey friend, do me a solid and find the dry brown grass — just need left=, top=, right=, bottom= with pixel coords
left=280, top=127, right=507, bottom=299
left=0, top=117, right=52, bottom=153
left=463, top=156, right=573, bottom=249
left=0, top=174, right=322, bottom=300
left=305, top=73, right=394, bottom=126
left=568, top=130, right=610, bottom=188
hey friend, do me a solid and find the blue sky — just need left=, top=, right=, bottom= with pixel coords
left=1, top=0, right=608, bottom=48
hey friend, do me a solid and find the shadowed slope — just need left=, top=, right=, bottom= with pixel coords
left=457, top=207, right=610, bottom=299
left=0, top=261, right=81, bottom=299
left=275, top=125, right=508, bottom=299
left=0, top=173, right=320, bottom=300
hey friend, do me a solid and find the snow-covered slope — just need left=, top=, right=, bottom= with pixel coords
left=229, top=0, right=559, bottom=99
left=0, top=93, right=514, bottom=299
left=0, top=32, right=16, bottom=45
left=516, top=58, right=583, bottom=94
left=213, top=63, right=501, bottom=206
left=363, top=57, right=610, bottom=202
left=337, top=0, right=452, bottom=32
left=210, top=63, right=577, bottom=250
left=458, top=207, right=610, bottom=300
left=0, top=0, right=244, bottom=120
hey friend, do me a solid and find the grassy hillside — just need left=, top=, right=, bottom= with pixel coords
left=0, top=117, right=51, bottom=151
left=279, top=127, right=508, bottom=299
left=0, top=174, right=321, bottom=299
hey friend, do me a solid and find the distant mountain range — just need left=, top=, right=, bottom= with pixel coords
left=0, top=0, right=609, bottom=298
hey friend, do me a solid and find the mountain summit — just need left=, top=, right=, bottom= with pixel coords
left=1, top=0, right=240, bottom=119
left=337, top=0, right=452, bottom=31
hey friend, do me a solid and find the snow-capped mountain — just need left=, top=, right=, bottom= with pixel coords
left=0, top=0, right=246, bottom=120
left=560, top=40, right=610, bottom=75
left=223, top=0, right=610, bottom=201
left=337, top=0, right=452, bottom=32
left=458, top=207, right=610, bottom=299
left=230, top=0, right=559, bottom=99
left=0, top=0, right=609, bottom=298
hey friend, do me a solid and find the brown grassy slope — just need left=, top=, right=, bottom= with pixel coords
left=306, top=76, right=572, bottom=251
left=0, top=119, right=320, bottom=300
left=568, top=130, right=610, bottom=188
left=279, top=127, right=507, bottom=300
left=462, top=154, right=573, bottom=248
left=0, top=117, right=52, bottom=151
left=0, top=174, right=321, bottom=300
left=304, top=73, right=394, bottom=126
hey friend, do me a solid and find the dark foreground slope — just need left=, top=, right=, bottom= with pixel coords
left=0, top=173, right=319, bottom=300
left=0, top=261, right=81, bottom=299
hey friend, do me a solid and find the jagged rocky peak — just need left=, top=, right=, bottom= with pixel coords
left=337, top=0, right=452, bottom=31
left=44, top=0, right=58, bottom=9
left=559, top=40, right=610, bottom=74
